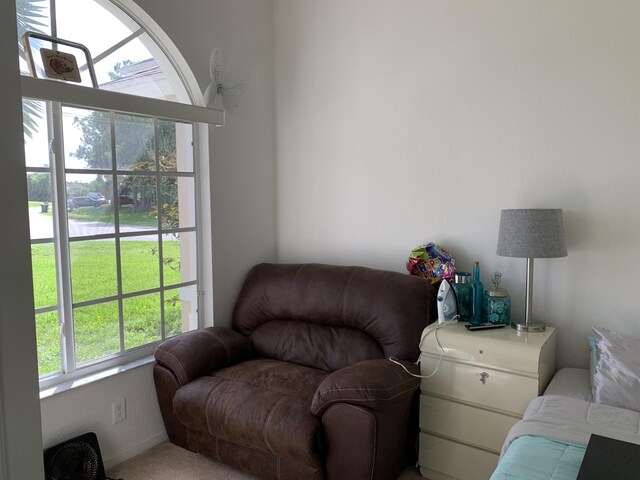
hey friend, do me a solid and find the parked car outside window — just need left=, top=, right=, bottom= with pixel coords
left=87, top=192, right=108, bottom=205
left=67, top=195, right=102, bottom=209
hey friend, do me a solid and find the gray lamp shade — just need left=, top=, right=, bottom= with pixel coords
left=497, top=209, right=567, bottom=259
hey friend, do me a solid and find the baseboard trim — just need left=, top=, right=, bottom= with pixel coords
left=103, top=430, right=169, bottom=469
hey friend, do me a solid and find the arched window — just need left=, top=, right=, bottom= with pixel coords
left=16, top=0, right=221, bottom=389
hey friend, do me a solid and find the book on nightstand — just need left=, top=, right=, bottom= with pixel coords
left=577, top=434, right=640, bottom=480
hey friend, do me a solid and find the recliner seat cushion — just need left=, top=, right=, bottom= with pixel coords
left=173, top=359, right=328, bottom=467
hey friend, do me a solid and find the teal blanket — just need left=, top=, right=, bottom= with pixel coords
left=491, top=436, right=586, bottom=480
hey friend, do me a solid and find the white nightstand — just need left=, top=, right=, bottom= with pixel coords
left=418, top=322, right=556, bottom=480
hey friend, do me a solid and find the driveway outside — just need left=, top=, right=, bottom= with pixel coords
left=28, top=206, right=157, bottom=241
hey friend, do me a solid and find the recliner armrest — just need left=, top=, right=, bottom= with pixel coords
left=154, top=326, right=254, bottom=386
left=311, top=358, right=420, bottom=416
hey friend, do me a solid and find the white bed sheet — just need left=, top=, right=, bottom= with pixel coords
left=501, top=394, right=640, bottom=456
left=500, top=368, right=640, bottom=457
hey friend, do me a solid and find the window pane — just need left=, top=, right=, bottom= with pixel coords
left=160, top=176, right=195, bottom=230
left=123, top=293, right=161, bottom=349
left=165, top=285, right=198, bottom=339
left=22, top=99, right=49, bottom=168
left=159, top=120, right=193, bottom=173
left=27, top=172, right=54, bottom=240
left=55, top=0, right=138, bottom=71
left=31, top=243, right=57, bottom=309
left=74, top=301, right=120, bottom=364
left=94, top=37, right=154, bottom=91
left=163, top=231, right=196, bottom=287
left=36, top=311, right=61, bottom=376
left=67, top=173, right=115, bottom=237
left=70, top=240, right=118, bottom=303
left=121, top=236, right=160, bottom=294
left=115, top=114, right=155, bottom=171
left=96, top=33, right=191, bottom=104
left=117, top=174, right=158, bottom=231
left=63, top=107, right=112, bottom=170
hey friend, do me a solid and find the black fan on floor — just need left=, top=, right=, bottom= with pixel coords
left=44, top=432, right=106, bottom=480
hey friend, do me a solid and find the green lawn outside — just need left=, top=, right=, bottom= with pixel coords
left=68, top=204, right=159, bottom=227
left=32, top=240, right=184, bottom=376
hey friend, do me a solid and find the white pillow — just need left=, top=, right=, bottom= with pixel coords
left=588, top=335, right=597, bottom=388
left=592, top=326, right=640, bottom=412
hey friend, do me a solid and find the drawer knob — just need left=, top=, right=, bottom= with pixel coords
left=479, top=372, right=489, bottom=385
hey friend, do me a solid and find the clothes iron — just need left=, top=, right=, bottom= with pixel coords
left=437, top=278, right=459, bottom=326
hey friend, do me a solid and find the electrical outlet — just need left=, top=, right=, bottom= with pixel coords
left=112, top=399, right=126, bottom=424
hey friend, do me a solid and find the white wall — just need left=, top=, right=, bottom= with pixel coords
left=274, top=0, right=640, bottom=368
left=38, top=0, right=276, bottom=468
left=0, top=2, right=45, bottom=479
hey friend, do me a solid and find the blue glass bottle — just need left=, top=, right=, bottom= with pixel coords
left=451, top=272, right=472, bottom=321
left=470, top=261, right=484, bottom=325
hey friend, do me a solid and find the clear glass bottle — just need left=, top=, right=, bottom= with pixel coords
left=484, top=272, right=511, bottom=325
left=470, top=261, right=484, bottom=325
left=451, top=272, right=471, bottom=321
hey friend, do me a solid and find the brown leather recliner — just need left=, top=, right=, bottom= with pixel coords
left=153, top=263, right=437, bottom=480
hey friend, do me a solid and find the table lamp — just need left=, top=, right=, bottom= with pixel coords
left=496, top=209, right=567, bottom=332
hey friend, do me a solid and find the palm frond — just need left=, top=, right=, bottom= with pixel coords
left=16, top=0, right=48, bottom=138
left=22, top=98, right=43, bottom=140
left=16, top=0, right=48, bottom=54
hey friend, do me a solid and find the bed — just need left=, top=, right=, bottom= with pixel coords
left=491, top=327, right=640, bottom=480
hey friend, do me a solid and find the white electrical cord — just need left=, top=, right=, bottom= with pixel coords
left=389, top=317, right=459, bottom=379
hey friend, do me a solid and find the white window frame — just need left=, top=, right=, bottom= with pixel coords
left=24, top=76, right=222, bottom=391
left=19, top=0, right=223, bottom=393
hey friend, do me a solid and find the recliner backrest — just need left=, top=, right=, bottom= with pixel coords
left=232, top=263, right=437, bottom=372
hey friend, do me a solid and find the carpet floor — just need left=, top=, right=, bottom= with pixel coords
left=106, top=441, right=424, bottom=480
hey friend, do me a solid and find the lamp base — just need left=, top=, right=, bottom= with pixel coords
left=511, top=321, right=546, bottom=333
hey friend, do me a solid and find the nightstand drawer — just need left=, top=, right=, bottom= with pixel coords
left=420, top=394, right=519, bottom=452
left=420, top=355, right=538, bottom=415
left=420, top=323, right=556, bottom=377
left=419, top=432, right=499, bottom=480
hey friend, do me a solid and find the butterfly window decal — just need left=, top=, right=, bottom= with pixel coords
left=203, top=47, right=252, bottom=112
